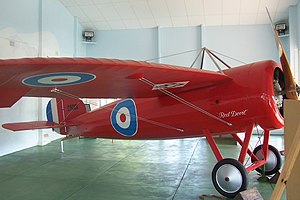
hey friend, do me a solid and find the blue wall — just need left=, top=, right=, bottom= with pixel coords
left=87, top=28, right=158, bottom=61
left=86, top=25, right=279, bottom=70
left=0, top=0, right=85, bottom=58
left=0, top=0, right=85, bottom=156
left=87, top=26, right=202, bottom=67
left=202, top=25, right=279, bottom=70
left=0, top=0, right=39, bottom=33
left=298, top=2, right=300, bottom=48
left=288, top=3, right=300, bottom=83
left=42, top=0, right=75, bottom=56
left=160, top=26, right=201, bottom=67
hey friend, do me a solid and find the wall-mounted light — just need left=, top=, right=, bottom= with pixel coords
left=83, top=31, right=94, bottom=41
left=275, top=23, right=287, bottom=36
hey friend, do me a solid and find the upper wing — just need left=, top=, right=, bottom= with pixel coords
left=0, top=58, right=231, bottom=107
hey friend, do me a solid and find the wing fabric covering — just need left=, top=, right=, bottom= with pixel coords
left=0, top=58, right=231, bottom=107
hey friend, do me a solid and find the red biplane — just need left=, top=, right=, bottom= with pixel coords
left=0, top=24, right=298, bottom=198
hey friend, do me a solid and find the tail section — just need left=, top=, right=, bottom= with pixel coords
left=2, top=98, right=86, bottom=133
left=2, top=121, right=74, bottom=132
left=46, top=98, right=87, bottom=134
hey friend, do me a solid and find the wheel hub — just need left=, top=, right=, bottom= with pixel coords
left=257, top=149, right=277, bottom=171
left=216, top=164, right=243, bottom=193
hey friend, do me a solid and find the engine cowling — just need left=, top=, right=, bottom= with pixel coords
left=247, top=60, right=284, bottom=129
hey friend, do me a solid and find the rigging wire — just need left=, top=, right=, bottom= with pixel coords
left=144, top=49, right=200, bottom=62
left=144, top=48, right=248, bottom=71
left=139, top=77, right=232, bottom=127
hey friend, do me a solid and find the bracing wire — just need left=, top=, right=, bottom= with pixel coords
left=209, top=49, right=247, bottom=65
left=144, top=49, right=200, bottom=62
left=139, top=77, right=232, bottom=127
left=144, top=48, right=247, bottom=71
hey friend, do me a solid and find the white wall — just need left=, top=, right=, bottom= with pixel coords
left=0, top=0, right=85, bottom=156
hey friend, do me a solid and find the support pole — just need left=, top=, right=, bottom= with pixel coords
left=60, top=140, right=64, bottom=153
left=204, top=129, right=223, bottom=161
left=200, top=48, right=205, bottom=69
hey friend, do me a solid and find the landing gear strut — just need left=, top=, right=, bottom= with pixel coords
left=204, top=125, right=279, bottom=198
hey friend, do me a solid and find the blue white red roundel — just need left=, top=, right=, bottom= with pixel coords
left=22, top=72, right=96, bottom=87
left=110, top=99, right=138, bottom=137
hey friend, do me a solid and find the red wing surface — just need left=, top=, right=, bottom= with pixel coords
left=0, top=58, right=231, bottom=107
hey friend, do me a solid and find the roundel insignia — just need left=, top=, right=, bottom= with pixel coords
left=110, top=99, right=138, bottom=137
left=22, top=72, right=96, bottom=87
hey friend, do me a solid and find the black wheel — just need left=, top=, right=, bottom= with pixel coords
left=251, top=145, right=281, bottom=176
left=212, top=158, right=249, bottom=198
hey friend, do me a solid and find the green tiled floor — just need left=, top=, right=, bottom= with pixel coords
left=0, top=136, right=285, bottom=200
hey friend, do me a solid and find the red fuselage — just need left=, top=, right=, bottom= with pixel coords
left=67, top=60, right=284, bottom=139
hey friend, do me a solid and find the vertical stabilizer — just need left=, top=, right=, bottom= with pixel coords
left=46, top=98, right=86, bottom=134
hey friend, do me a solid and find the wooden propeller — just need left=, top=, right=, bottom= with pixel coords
left=267, top=8, right=298, bottom=100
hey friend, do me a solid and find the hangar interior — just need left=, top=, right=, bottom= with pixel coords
left=0, top=0, right=300, bottom=199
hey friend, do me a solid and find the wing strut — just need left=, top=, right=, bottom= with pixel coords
left=139, top=77, right=233, bottom=127
left=193, top=47, right=232, bottom=73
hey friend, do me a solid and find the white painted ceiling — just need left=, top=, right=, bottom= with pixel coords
left=59, top=0, right=299, bottom=30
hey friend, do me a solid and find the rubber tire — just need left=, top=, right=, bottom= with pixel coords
left=212, top=158, right=249, bottom=198
left=251, top=144, right=281, bottom=176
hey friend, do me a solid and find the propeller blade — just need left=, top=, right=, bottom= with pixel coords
left=266, top=7, right=298, bottom=100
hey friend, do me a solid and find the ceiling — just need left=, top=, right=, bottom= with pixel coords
left=59, top=0, right=299, bottom=30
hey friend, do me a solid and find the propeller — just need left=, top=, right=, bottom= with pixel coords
left=266, top=8, right=299, bottom=100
